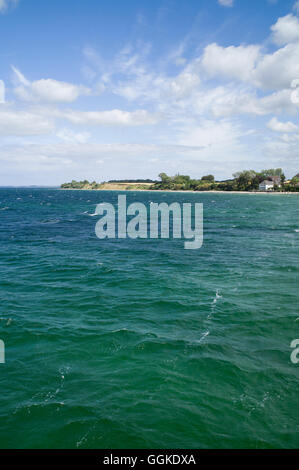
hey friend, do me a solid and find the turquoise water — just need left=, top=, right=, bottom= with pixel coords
left=0, top=188, right=298, bottom=449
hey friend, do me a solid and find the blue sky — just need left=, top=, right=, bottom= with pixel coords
left=1, top=0, right=299, bottom=184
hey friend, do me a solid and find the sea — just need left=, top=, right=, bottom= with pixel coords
left=0, top=188, right=298, bottom=449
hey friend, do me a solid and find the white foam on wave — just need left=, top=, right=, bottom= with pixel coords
left=197, top=330, right=210, bottom=344
left=76, top=424, right=96, bottom=448
left=0, top=317, right=12, bottom=326
left=207, top=289, right=223, bottom=319
left=212, top=289, right=222, bottom=305
left=85, top=203, right=106, bottom=216
left=45, top=366, right=71, bottom=402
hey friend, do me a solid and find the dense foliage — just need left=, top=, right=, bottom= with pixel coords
left=61, top=180, right=102, bottom=189
left=153, top=173, right=217, bottom=191
left=61, top=170, right=299, bottom=192
left=151, top=169, right=299, bottom=192
left=108, top=179, right=157, bottom=183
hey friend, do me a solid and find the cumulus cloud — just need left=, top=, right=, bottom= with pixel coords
left=253, top=43, right=299, bottom=90
left=200, top=39, right=299, bottom=91
left=267, top=117, right=298, bottom=132
left=54, top=108, right=160, bottom=126
left=201, top=43, right=260, bottom=82
left=218, top=0, right=234, bottom=7
left=257, top=89, right=296, bottom=114
left=113, top=60, right=202, bottom=106
left=0, top=0, right=18, bottom=13
left=0, top=108, right=54, bottom=135
left=12, top=66, right=90, bottom=103
left=187, top=86, right=296, bottom=118
left=156, top=70, right=201, bottom=101
left=4, top=5, right=299, bottom=184
left=271, top=14, right=299, bottom=46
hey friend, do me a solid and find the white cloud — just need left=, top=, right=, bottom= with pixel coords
left=0, top=108, right=54, bottom=135
left=0, top=0, right=18, bottom=13
left=218, top=0, right=234, bottom=7
left=4, top=7, right=299, bottom=184
left=294, top=1, right=299, bottom=15
left=113, top=58, right=202, bottom=106
left=84, top=33, right=299, bottom=117
left=112, top=78, right=151, bottom=101
left=0, top=80, right=5, bottom=103
left=177, top=119, right=241, bottom=149
left=54, top=108, right=160, bottom=126
left=262, top=136, right=299, bottom=173
left=157, top=71, right=201, bottom=100
left=267, top=117, right=298, bottom=132
left=271, top=14, right=299, bottom=46
left=201, top=43, right=260, bottom=82
left=83, top=34, right=299, bottom=121
left=0, top=139, right=240, bottom=184
left=188, top=86, right=296, bottom=118
left=30, top=79, right=89, bottom=103
left=253, top=43, right=299, bottom=90
left=56, top=128, right=90, bottom=144
left=201, top=14, right=299, bottom=94
left=12, top=66, right=90, bottom=103
left=11, top=66, right=29, bottom=86
left=167, top=41, right=188, bottom=66
left=257, top=89, right=297, bottom=114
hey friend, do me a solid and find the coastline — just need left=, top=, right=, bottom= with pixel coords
left=59, top=188, right=299, bottom=195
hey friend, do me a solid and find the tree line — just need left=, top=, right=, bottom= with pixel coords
left=61, top=180, right=102, bottom=189
left=153, top=169, right=299, bottom=192
left=61, top=170, right=299, bottom=191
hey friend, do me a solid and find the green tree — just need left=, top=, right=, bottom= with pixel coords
left=201, top=175, right=215, bottom=182
left=158, top=173, right=171, bottom=184
left=233, top=170, right=258, bottom=191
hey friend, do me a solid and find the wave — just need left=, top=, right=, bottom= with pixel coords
left=40, top=219, right=61, bottom=224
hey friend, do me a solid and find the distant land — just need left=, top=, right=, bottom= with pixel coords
left=61, top=170, right=299, bottom=193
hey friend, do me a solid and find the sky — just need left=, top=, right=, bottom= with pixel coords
left=1, top=0, right=299, bottom=185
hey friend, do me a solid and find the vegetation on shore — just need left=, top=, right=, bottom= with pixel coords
left=61, top=169, right=299, bottom=192
left=60, top=180, right=153, bottom=191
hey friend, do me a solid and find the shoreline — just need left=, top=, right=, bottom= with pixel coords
left=59, top=188, right=299, bottom=195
